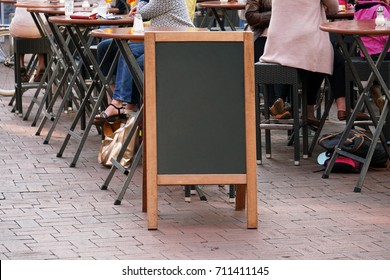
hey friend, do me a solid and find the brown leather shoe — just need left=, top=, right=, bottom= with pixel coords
left=370, top=84, right=385, bottom=112
left=275, top=111, right=291, bottom=119
left=306, top=116, right=320, bottom=127
left=338, top=110, right=370, bottom=121
left=337, top=110, right=347, bottom=121
left=269, top=98, right=285, bottom=116
left=356, top=112, right=370, bottom=120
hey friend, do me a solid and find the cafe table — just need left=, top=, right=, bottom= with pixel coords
left=14, top=1, right=87, bottom=123
left=46, top=14, right=134, bottom=167
left=26, top=7, right=121, bottom=136
left=320, top=19, right=390, bottom=192
left=11, top=1, right=82, bottom=118
left=197, top=0, right=245, bottom=31
left=24, top=6, right=106, bottom=127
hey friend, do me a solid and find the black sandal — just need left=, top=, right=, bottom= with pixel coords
left=93, top=103, right=128, bottom=126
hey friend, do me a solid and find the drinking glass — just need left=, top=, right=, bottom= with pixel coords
left=64, top=0, right=74, bottom=18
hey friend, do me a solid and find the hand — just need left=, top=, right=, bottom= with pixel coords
left=129, top=6, right=137, bottom=16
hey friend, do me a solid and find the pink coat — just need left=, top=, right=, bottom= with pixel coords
left=260, top=0, right=339, bottom=75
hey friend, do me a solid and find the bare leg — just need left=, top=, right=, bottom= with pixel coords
left=335, top=97, right=346, bottom=112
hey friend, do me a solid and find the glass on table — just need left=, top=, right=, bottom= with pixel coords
left=64, top=0, right=74, bottom=18
left=133, top=13, right=144, bottom=33
left=81, top=0, right=90, bottom=10
left=95, top=0, right=109, bottom=17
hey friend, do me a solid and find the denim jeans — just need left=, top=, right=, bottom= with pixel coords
left=97, top=38, right=118, bottom=77
left=113, top=42, right=144, bottom=105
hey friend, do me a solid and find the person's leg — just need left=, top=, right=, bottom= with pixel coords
left=254, top=36, right=266, bottom=62
left=330, top=45, right=370, bottom=120
left=126, top=43, right=144, bottom=111
left=97, top=38, right=118, bottom=77
left=300, top=70, right=325, bottom=126
left=97, top=38, right=119, bottom=105
left=32, top=54, right=46, bottom=82
left=330, top=45, right=346, bottom=110
left=96, top=43, right=144, bottom=117
left=19, top=54, right=30, bottom=82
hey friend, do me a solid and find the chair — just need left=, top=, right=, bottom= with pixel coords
left=10, top=37, right=50, bottom=116
left=255, top=62, right=309, bottom=166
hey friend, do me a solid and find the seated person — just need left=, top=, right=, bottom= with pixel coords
left=260, top=0, right=368, bottom=126
left=9, top=4, right=46, bottom=82
left=94, top=0, right=195, bottom=125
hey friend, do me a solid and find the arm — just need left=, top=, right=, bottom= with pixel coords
left=245, top=0, right=271, bottom=31
left=322, top=0, right=339, bottom=15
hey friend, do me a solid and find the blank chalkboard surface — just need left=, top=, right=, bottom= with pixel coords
left=144, top=31, right=257, bottom=230
left=155, top=42, right=246, bottom=174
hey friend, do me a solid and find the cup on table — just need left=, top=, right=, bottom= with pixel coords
left=95, top=4, right=108, bottom=17
left=64, top=0, right=74, bottom=18
left=133, top=13, right=144, bottom=33
left=220, top=0, right=228, bottom=3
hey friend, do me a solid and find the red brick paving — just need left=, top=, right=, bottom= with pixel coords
left=1, top=59, right=390, bottom=260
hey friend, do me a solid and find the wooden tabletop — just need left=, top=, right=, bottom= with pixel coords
left=27, top=7, right=118, bottom=15
left=15, top=1, right=81, bottom=8
left=320, top=19, right=390, bottom=36
left=0, top=0, right=16, bottom=4
left=48, top=14, right=133, bottom=26
left=197, top=1, right=246, bottom=10
left=91, top=26, right=209, bottom=42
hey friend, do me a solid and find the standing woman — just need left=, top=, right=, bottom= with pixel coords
left=9, top=2, right=46, bottom=82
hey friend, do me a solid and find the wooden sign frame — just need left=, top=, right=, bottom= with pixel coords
left=144, top=31, right=257, bottom=230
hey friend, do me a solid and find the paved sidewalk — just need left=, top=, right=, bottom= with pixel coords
left=1, top=60, right=390, bottom=260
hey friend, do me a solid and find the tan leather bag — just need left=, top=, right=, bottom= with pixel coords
left=98, top=112, right=139, bottom=168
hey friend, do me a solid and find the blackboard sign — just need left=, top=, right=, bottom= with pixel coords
left=155, top=42, right=246, bottom=175
left=144, top=31, right=257, bottom=230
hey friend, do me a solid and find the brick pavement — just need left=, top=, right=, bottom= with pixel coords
left=1, top=57, right=390, bottom=260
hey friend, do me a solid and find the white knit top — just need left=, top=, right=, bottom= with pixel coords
left=138, top=0, right=194, bottom=28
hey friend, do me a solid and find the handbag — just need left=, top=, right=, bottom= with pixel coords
left=318, top=129, right=389, bottom=168
left=98, top=112, right=139, bottom=168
